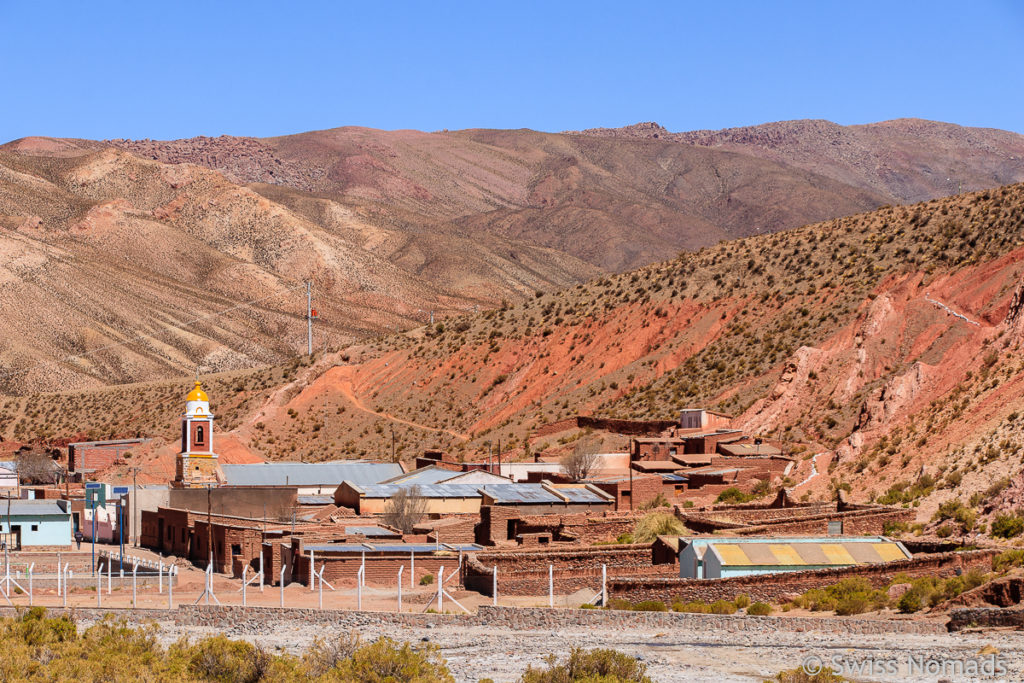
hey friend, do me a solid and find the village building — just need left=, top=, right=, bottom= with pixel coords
left=0, top=499, right=72, bottom=550
left=335, top=482, right=484, bottom=515
left=221, top=461, right=403, bottom=495
left=173, top=381, right=220, bottom=488
left=678, top=536, right=912, bottom=579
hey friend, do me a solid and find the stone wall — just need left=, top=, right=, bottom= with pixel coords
left=0, top=604, right=945, bottom=636
left=947, top=607, right=1024, bottom=632
left=608, top=550, right=999, bottom=604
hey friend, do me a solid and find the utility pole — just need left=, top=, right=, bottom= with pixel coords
left=129, top=467, right=140, bottom=547
left=207, top=484, right=213, bottom=569
left=306, top=281, right=315, bottom=356
left=391, top=427, right=396, bottom=462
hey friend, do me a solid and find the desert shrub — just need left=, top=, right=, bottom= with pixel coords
left=520, top=647, right=651, bottom=683
left=605, top=598, right=633, bottom=611
left=303, top=631, right=362, bottom=676
left=615, top=532, right=635, bottom=544
left=894, top=571, right=989, bottom=613
left=640, top=492, right=670, bottom=509
left=790, top=578, right=888, bottom=615
left=188, top=635, right=270, bottom=683
left=672, top=600, right=710, bottom=613
left=932, top=499, right=976, bottom=532
left=709, top=599, right=737, bottom=614
left=630, top=600, right=667, bottom=612
left=747, top=601, right=772, bottom=616
left=632, top=512, right=685, bottom=543
left=993, top=549, right=1024, bottom=572
left=332, top=637, right=452, bottom=683
left=936, top=524, right=954, bottom=538
left=770, top=667, right=849, bottom=682
left=715, top=487, right=754, bottom=505
left=419, top=573, right=434, bottom=585
left=991, top=513, right=1024, bottom=538
left=733, top=594, right=751, bottom=609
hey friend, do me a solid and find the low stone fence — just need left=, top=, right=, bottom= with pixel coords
left=947, top=607, right=1024, bottom=632
left=608, top=549, right=999, bottom=604
left=0, top=604, right=947, bottom=636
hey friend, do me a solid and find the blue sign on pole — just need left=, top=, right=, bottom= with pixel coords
left=112, top=486, right=129, bottom=496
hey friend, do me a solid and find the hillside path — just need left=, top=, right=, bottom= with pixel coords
left=333, top=368, right=470, bottom=441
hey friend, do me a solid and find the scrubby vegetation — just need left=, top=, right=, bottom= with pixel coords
left=520, top=647, right=651, bottom=683
left=632, top=511, right=685, bottom=543
left=0, top=608, right=452, bottom=682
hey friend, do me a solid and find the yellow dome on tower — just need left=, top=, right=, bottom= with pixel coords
left=186, top=381, right=208, bottom=402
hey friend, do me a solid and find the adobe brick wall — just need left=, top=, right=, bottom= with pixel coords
left=0, top=604, right=945, bottom=636
left=608, top=549, right=999, bottom=604
left=591, top=475, right=664, bottom=511
left=534, top=417, right=676, bottom=438
left=295, top=551, right=458, bottom=587
left=466, top=545, right=674, bottom=596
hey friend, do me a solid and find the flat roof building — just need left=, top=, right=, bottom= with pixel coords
left=221, top=461, right=403, bottom=495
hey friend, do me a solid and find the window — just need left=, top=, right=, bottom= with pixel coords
left=195, top=425, right=205, bottom=445
left=828, top=520, right=843, bottom=536
left=231, top=544, right=241, bottom=556
left=30, top=524, right=38, bottom=532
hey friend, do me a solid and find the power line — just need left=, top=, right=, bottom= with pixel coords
left=0, top=282, right=309, bottom=380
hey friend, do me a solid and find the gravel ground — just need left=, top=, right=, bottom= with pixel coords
left=137, top=618, right=1024, bottom=682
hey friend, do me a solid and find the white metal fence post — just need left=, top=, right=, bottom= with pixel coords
left=318, top=567, right=324, bottom=610
left=158, top=561, right=163, bottom=594
left=242, top=566, right=248, bottom=607
left=62, top=564, right=68, bottom=608
left=397, top=566, right=403, bottom=612
left=96, top=564, right=102, bottom=607
left=259, top=553, right=264, bottom=593
left=410, top=551, right=415, bottom=588
left=549, top=564, right=553, bottom=608
left=280, top=566, right=285, bottom=608
left=168, top=568, right=173, bottom=609
left=132, top=565, right=137, bottom=607
left=602, top=564, right=607, bottom=606
left=57, top=552, right=61, bottom=597
left=493, top=566, right=497, bottom=607
left=437, top=566, right=444, bottom=613
left=357, top=566, right=363, bottom=610
left=28, top=563, right=33, bottom=606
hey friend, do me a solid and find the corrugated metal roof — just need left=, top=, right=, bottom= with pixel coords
left=480, top=484, right=562, bottom=504
left=297, top=495, right=333, bottom=505
left=0, top=500, right=69, bottom=517
left=222, top=461, right=403, bottom=487
left=553, top=485, right=611, bottom=503
left=383, top=466, right=464, bottom=485
left=344, top=526, right=399, bottom=537
left=350, top=483, right=483, bottom=498
left=304, top=543, right=482, bottom=554
left=708, top=539, right=910, bottom=567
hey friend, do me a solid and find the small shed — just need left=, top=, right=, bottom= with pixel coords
left=678, top=536, right=912, bottom=579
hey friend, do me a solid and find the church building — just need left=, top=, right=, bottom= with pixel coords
left=173, top=381, right=219, bottom=488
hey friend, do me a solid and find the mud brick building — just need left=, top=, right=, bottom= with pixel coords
left=68, top=438, right=149, bottom=476
left=583, top=473, right=665, bottom=511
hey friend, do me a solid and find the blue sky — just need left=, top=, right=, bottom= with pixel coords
left=2, top=1, right=1022, bottom=141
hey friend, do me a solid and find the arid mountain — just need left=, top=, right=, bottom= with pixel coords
left=0, top=139, right=597, bottom=393
left=9, top=183, right=1024, bottom=540
left=2, top=118, right=1023, bottom=394
left=107, top=119, right=1024, bottom=271
left=578, top=118, right=1024, bottom=204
